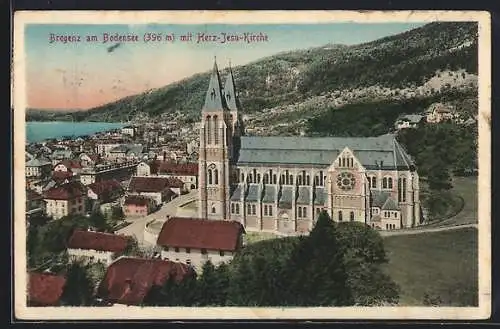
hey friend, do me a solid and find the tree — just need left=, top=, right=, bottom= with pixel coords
left=197, top=260, right=218, bottom=306
left=111, top=206, right=125, bottom=221
left=427, top=163, right=452, bottom=191
left=283, top=211, right=352, bottom=306
left=60, top=262, right=95, bottom=306
left=213, top=263, right=231, bottom=306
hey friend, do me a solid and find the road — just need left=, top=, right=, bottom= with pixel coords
left=115, top=189, right=198, bottom=245
left=379, top=222, right=477, bottom=237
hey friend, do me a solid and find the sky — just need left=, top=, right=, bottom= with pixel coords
left=25, top=22, right=426, bottom=110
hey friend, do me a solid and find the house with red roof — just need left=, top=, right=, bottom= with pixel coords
left=127, top=176, right=175, bottom=205
left=67, top=230, right=131, bottom=265
left=96, top=256, right=195, bottom=306
left=26, top=189, right=46, bottom=220
left=137, top=161, right=199, bottom=191
left=28, top=272, right=67, bottom=306
left=122, top=195, right=155, bottom=217
left=43, top=181, right=87, bottom=219
left=53, top=159, right=83, bottom=175
left=156, top=217, right=245, bottom=271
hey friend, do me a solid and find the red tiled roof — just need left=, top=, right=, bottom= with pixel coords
left=57, top=160, right=83, bottom=169
left=124, top=195, right=152, bottom=206
left=152, top=161, right=198, bottom=176
left=166, top=177, right=184, bottom=189
left=52, top=170, right=74, bottom=181
left=88, top=179, right=124, bottom=203
left=157, top=217, right=244, bottom=252
left=128, top=177, right=170, bottom=193
left=44, top=181, right=85, bottom=200
left=97, top=257, right=194, bottom=305
left=67, top=230, right=130, bottom=253
left=28, top=272, right=67, bottom=306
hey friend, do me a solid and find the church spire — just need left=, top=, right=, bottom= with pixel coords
left=203, top=57, right=228, bottom=112
left=223, top=60, right=240, bottom=111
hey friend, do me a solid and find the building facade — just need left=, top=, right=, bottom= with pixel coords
left=198, top=59, right=421, bottom=234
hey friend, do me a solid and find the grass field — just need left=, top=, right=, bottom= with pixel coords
left=382, top=227, right=478, bottom=306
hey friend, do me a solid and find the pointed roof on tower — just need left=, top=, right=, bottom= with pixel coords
left=223, top=60, right=240, bottom=111
left=203, top=57, right=228, bottom=112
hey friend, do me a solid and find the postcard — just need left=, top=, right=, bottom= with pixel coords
left=13, top=10, right=491, bottom=320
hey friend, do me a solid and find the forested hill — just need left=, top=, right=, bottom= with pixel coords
left=28, top=21, right=478, bottom=123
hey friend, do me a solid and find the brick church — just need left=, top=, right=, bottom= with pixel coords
left=198, top=59, right=422, bottom=235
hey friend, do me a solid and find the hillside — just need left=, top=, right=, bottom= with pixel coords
left=28, top=21, right=478, bottom=125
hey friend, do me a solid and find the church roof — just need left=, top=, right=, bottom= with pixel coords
left=382, top=197, right=400, bottom=211
left=246, top=184, right=260, bottom=202
left=230, top=185, right=243, bottom=201
left=203, top=60, right=228, bottom=112
left=237, top=135, right=414, bottom=170
left=223, top=66, right=239, bottom=111
left=371, top=190, right=391, bottom=208
left=278, top=186, right=293, bottom=208
left=313, top=187, right=326, bottom=205
left=296, top=186, right=311, bottom=205
left=262, top=185, right=277, bottom=203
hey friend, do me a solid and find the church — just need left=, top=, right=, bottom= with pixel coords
left=198, top=59, right=422, bottom=235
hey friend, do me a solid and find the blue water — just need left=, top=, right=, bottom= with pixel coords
left=26, top=121, right=126, bottom=143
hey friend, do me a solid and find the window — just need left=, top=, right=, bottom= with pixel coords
left=219, top=251, right=225, bottom=257
left=386, top=224, right=389, bottom=230
left=269, top=206, right=273, bottom=216
left=249, top=174, right=253, bottom=183
left=338, top=211, right=343, bottom=221
left=298, top=207, right=302, bottom=218
left=306, top=176, right=310, bottom=185
left=402, top=178, right=407, bottom=202
left=212, top=206, right=216, bottom=214
left=297, top=176, right=302, bottom=185
left=264, top=174, right=269, bottom=184
left=186, top=248, right=191, bottom=254
left=252, top=204, right=256, bottom=215
left=302, top=207, right=307, bottom=218
left=214, top=169, right=219, bottom=185
left=208, top=169, right=213, bottom=184
left=264, top=205, right=268, bottom=216
left=398, top=178, right=402, bottom=202
left=371, top=177, right=377, bottom=188
left=382, top=177, right=387, bottom=189
left=186, top=259, right=191, bottom=265
left=174, top=247, right=179, bottom=252
left=241, top=173, right=245, bottom=182
left=206, top=116, right=212, bottom=144
left=290, top=175, right=293, bottom=184
left=247, top=204, right=251, bottom=215
left=350, top=211, right=354, bottom=221
left=231, top=203, right=235, bottom=214
left=342, top=158, right=345, bottom=167
left=235, top=203, right=240, bottom=215
left=394, top=212, right=398, bottom=218
left=214, top=115, right=219, bottom=144
left=257, top=174, right=261, bottom=183
left=273, top=174, right=277, bottom=184
left=314, top=176, right=319, bottom=186
left=388, top=177, right=393, bottom=189
left=201, top=249, right=207, bottom=255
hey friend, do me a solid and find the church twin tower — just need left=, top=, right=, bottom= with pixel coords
left=198, top=59, right=242, bottom=220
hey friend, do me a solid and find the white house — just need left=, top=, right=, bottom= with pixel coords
left=43, top=181, right=87, bottom=219
left=25, top=158, right=52, bottom=178
left=66, top=229, right=130, bottom=266
left=156, top=217, right=245, bottom=272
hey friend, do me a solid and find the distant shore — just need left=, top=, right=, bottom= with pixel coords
left=26, top=121, right=125, bottom=144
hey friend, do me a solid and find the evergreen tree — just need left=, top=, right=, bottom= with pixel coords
left=198, top=260, right=218, bottom=306
left=213, top=263, right=231, bottom=306
left=60, top=262, right=95, bottom=306
left=283, top=211, right=352, bottom=306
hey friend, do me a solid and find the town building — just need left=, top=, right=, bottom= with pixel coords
left=394, top=114, right=424, bottom=130
left=197, top=59, right=421, bottom=234
left=66, top=230, right=131, bottom=265
left=50, top=149, right=74, bottom=166
left=127, top=176, right=175, bottom=205
left=25, top=157, right=52, bottom=178
left=43, top=181, right=87, bottom=219
left=426, top=103, right=455, bottom=123
left=79, top=161, right=138, bottom=185
left=156, top=217, right=244, bottom=271
left=26, top=189, right=46, bottom=221
left=28, top=272, right=67, bottom=306
left=121, top=126, right=136, bottom=137
left=53, top=160, right=83, bottom=175
left=87, top=179, right=124, bottom=214
left=122, top=195, right=156, bottom=217
left=96, top=256, right=195, bottom=306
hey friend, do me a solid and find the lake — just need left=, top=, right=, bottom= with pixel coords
left=26, top=121, right=125, bottom=143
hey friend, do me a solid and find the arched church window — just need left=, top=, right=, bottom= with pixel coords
left=281, top=174, right=285, bottom=184
left=290, top=175, right=294, bottom=185
left=382, top=177, right=388, bottom=189
left=252, top=204, right=256, bottom=215
left=402, top=178, right=407, bottom=202
left=388, top=177, right=393, bottom=189
left=306, top=175, right=310, bottom=186
left=298, top=207, right=302, bottom=218
left=214, top=169, right=219, bottom=185
left=208, top=169, right=213, bottom=185
left=206, top=116, right=212, bottom=144
left=338, top=211, right=343, bottom=222
left=247, top=204, right=251, bottom=215
left=398, top=178, right=402, bottom=202
left=371, top=177, right=377, bottom=188
left=231, top=203, right=235, bottom=214
left=211, top=206, right=216, bottom=214
left=303, top=207, right=307, bottom=218
left=350, top=211, right=354, bottom=221
left=213, top=115, right=219, bottom=145
left=350, top=158, right=354, bottom=167
left=342, top=158, right=346, bottom=167
left=235, top=204, right=240, bottom=214
left=273, top=174, right=277, bottom=184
